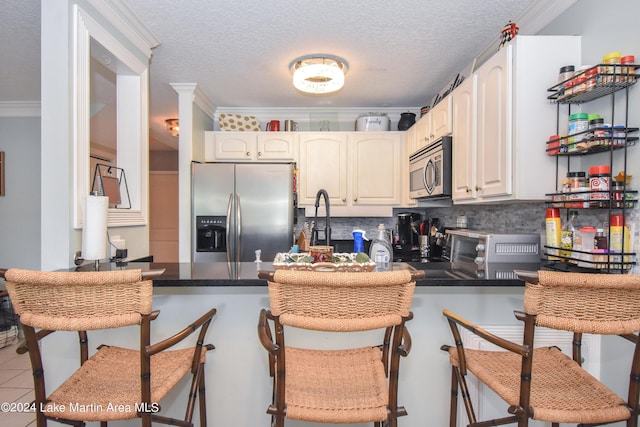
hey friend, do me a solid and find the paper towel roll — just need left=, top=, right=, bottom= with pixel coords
left=82, top=195, right=108, bottom=261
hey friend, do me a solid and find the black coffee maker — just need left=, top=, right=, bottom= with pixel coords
left=393, top=213, right=422, bottom=261
left=397, top=213, right=421, bottom=245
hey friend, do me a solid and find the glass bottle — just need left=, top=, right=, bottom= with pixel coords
left=560, top=210, right=579, bottom=262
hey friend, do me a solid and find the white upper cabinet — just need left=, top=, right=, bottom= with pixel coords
left=451, top=75, right=476, bottom=201
left=414, top=113, right=432, bottom=151
left=414, top=98, right=452, bottom=152
left=475, top=44, right=511, bottom=199
left=298, top=132, right=402, bottom=216
left=451, top=35, right=582, bottom=204
left=298, top=133, right=349, bottom=207
left=350, top=132, right=402, bottom=205
left=430, top=96, right=453, bottom=143
left=205, top=132, right=295, bottom=162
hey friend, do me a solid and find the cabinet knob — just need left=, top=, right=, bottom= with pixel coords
left=257, top=151, right=262, bottom=157
left=353, top=197, right=358, bottom=202
left=246, top=152, right=251, bottom=157
left=465, top=187, right=471, bottom=193
left=342, top=198, right=347, bottom=202
left=475, top=185, right=482, bottom=191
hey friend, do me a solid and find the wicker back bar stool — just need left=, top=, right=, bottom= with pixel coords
left=257, top=269, right=423, bottom=427
left=441, top=270, right=640, bottom=427
left=2, top=268, right=216, bottom=427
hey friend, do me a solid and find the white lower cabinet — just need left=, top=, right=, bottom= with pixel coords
left=204, top=132, right=295, bottom=162
left=298, top=132, right=402, bottom=215
left=450, top=35, right=582, bottom=204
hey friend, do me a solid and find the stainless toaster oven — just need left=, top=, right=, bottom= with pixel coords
left=445, top=229, right=541, bottom=278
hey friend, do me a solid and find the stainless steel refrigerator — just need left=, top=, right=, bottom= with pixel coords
left=192, top=162, right=294, bottom=263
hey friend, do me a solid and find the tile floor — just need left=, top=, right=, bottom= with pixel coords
left=0, top=339, right=36, bottom=426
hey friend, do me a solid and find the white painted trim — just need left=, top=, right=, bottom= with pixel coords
left=0, top=102, right=41, bottom=117
left=73, top=4, right=150, bottom=228
left=170, top=83, right=217, bottom=119
left=473, top=0, right=577, bottom=71
left=87, top=0, right=160, bottom=57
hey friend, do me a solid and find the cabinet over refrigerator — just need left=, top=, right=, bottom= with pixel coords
left=192, top=162, right=295, bottom=263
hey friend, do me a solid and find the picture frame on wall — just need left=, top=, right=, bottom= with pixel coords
left=0, top=151, right=4, bottom=196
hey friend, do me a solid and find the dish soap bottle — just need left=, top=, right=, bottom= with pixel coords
left=369, top=224, right=393, bottom=265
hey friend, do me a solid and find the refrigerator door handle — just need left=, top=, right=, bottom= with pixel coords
left=236, top=193, right=242, bottom=262
left=226, top=193, right=233, bottom=264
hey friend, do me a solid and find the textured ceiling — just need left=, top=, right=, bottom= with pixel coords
left=1, top=0, right=575, bottom=150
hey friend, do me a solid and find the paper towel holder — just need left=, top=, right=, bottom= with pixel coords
left=73, top=250, right=101, bottom=270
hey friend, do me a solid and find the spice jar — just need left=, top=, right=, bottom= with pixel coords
left=594, top=228, right=608, bottom=250
left=621, top=55, right=635, bottom=82
left=568, top=113, right=589, bottom=151
left=589, top=165, right=611, bottom=207
left=558, top=65, right=575, bottom=84
left=547, top=134, right=560, bottom=155
left=601, top=51, right=621, bottom=84
left=585, top=66, right=599, bottom=91
left=566, top=171, right=588, bottom=208
left=612, top=181, right=626, bottom=208
left=612, top=125, right=626, bottom=146
left=588, top=117, right=605, bottom=148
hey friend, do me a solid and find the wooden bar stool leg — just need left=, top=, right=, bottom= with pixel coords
left=449, top=367, right=459, bottom=427
left=198, top=365, right=207, bottom=427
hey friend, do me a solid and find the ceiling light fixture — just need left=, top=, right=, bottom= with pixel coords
left=289, top=54, right=348, bottom=95
left=165, top=118, right=179, bottom=137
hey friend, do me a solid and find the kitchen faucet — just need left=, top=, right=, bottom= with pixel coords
left=311, top=189, right=331, bottom=247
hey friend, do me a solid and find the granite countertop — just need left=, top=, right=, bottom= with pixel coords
left=71, top=261, right=539, bottom=287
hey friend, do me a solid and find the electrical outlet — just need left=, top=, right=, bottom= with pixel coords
left=115, top=249, right=128, bottom=259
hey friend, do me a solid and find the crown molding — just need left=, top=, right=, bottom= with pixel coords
left=87, top=0, right=161, bottom=58
left=170, top=83, right=217, bottom=119
left=473, top=0, right=577, bottom=70
left=0, top=102, right=41, bottom=117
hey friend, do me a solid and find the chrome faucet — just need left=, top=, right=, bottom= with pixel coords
left=311, top=189, right=331, bottom=247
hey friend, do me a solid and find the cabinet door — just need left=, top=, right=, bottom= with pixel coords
left=256, top=134, right=295, bottom=161
left=430, top=96, right=452, bottom=142
left=298, top=133, right=348, bottom=206
left=476, top=45, right=511, bottom=198
left=405, top=123, right=417, bottom=157
left=212, top=132, right=256, bottom=161
left=451, top=76, right=477, bottom=201
left=414, top=114, right=431, bottom=151
left=351, top=133, right=401, bottom=205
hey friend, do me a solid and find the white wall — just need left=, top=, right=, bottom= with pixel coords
left=0, top=117, right=41, bottom=270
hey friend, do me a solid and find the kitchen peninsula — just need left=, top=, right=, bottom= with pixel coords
left=30, top=261, right=626, bottom=427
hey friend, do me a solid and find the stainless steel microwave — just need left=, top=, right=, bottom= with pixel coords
left=408, top=136, right=452, bottom=199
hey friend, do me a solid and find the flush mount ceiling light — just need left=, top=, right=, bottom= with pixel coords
left=289, top=54, right=349, bottom=95
left=165, top=118, right=179, bottom=137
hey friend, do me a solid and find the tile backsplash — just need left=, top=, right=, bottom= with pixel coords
left=297, top=202, right=639, bottom=251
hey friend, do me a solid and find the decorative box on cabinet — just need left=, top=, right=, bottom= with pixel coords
left=451, top=35, right=582, bottom=204
left=204, top=132, right=295, bottom=162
